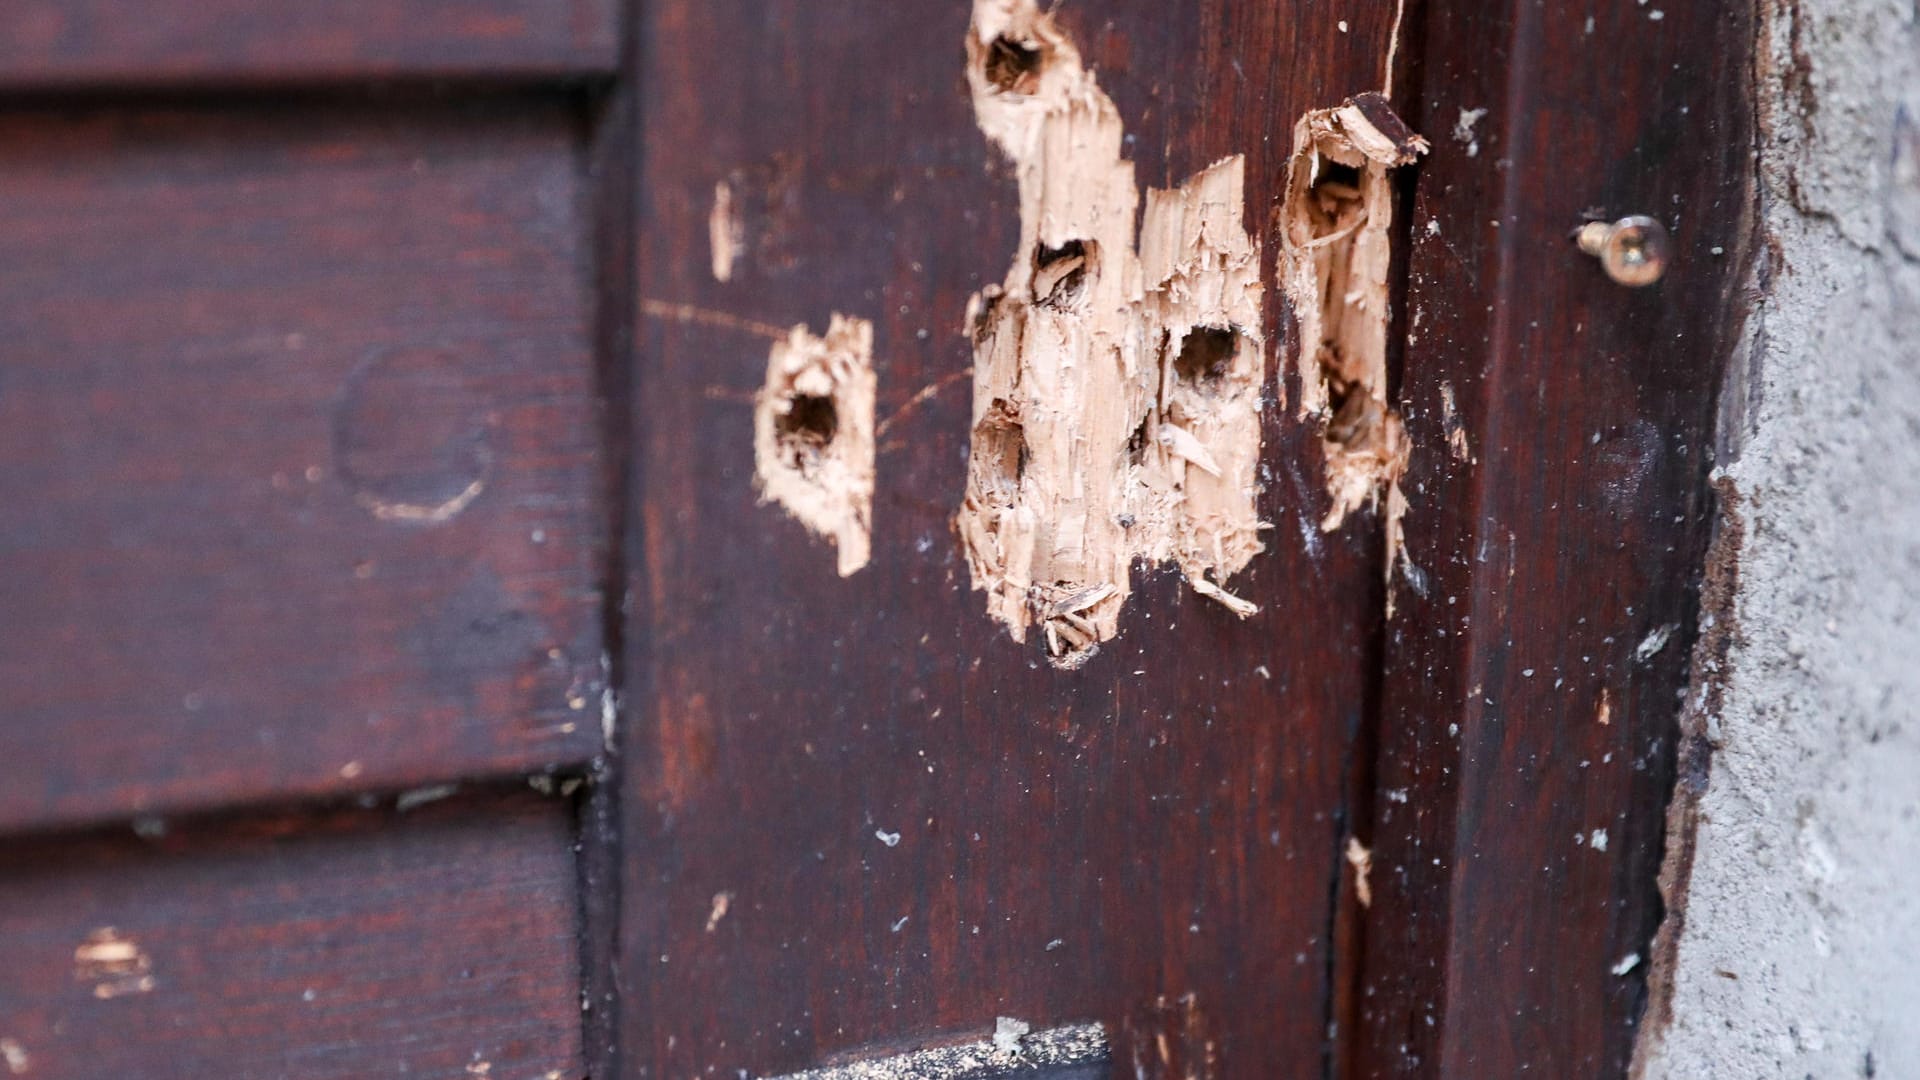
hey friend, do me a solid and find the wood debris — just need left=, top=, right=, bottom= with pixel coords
left=74, top=928, right=155, bottom=999
left=1346, top=835, right=1374, bottom=908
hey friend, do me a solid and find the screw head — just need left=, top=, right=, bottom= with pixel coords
left=1577, top=215, right=1671, bottom=287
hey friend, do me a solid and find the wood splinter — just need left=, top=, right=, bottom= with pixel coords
left=1280, top=91, right=1429, bottom=608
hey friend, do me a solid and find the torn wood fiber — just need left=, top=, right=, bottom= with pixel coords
left=956, top=0, right=1266, bottom=669
left=1279, top=92, right=1428, bottom=605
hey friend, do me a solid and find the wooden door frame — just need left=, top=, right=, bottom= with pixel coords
left=1351, top=0, right=1759, bottom=1076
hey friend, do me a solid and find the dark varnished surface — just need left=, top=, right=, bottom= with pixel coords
left=0, top=790, right=585, bottom=1080
left=0, top=0, right=617, bottom=89
left=618, top=2, right=1405, bottom=1076
left=0, top=1, right=1761, bottom=1074
left=0, top=99, right=606, bottom=831
left=1353, top=1, right=1758, bottom=1076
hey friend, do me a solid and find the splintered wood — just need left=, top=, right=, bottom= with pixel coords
left=957, top=0, right=1266, bottom=668
left=753, top=315, right=876, bottom=576
left=73, top=927, right=155, bottom=999
left=1279, top=92, right=1428, bottom=606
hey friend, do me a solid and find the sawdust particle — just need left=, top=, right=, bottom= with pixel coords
left=706, top=891, right=734, bottom=933
left=74, top=928, right=154, bottom=999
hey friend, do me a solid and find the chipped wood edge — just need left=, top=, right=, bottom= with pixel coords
left=1278, top=91, right=1428, bottom=611
left=754, top=314, right=877, bottom=576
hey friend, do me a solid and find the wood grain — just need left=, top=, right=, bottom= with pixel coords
left=1352, top=0, right=1759, bottom=1075
left=0, top=789, right=585, bottom=1080
left=0, top=0, right=617, bottom=89
left=0, top=98, right=606, bottom=831
left=617, top=2, right=1406, bottom=1075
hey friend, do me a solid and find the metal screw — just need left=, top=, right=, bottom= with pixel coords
left=1574, top=215, right=1671, bottom=287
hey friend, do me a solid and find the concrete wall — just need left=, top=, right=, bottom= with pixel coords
left=1636, top=1, right=1920, bottom=1077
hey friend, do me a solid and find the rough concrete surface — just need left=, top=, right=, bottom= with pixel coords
left=1636, top=1, right=1920, bottom=1077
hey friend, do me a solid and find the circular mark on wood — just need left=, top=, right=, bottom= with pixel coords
left=332, top=347, right=495, bottom=524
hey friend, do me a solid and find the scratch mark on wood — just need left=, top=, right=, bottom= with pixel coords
left=874, top=366, right=975, bottom=440
left=710, top=179, right=744, bottom=282
left=641, top=298, right=790, bottom=341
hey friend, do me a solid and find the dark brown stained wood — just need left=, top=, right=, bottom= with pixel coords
left=1353, top=0, right=1758, bottom=1076
left=576, top=7, right=641, bottom=1072
left=0, top=790, right=585, bottom=1080
left=0, top=0, right=617, bottom=90
left=620, top=2, right=1406, bottom=1076
left=0, top=99, right=606, bottom=831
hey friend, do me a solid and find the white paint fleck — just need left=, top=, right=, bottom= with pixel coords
left=1453, top=106, right=1489, bottom=157
left=1635, top=623, right=1679, bottom=662
left=992, top=1017, right=1031, bottom=1054
left=395, top=784, right=458, bottom=812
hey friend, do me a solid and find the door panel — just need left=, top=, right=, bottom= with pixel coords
left=0, top=0, right=618, bottom=89
left=617, top=2, right=1400, bottom=1074
left=0, top=790, right=585, bottom=1080
left=0, top=0, right=1757, bottom=1076
left=0, top=99, right=606, bottom=831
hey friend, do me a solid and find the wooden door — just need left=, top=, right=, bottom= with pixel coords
left=0, top=1, right=1753, bottom=1078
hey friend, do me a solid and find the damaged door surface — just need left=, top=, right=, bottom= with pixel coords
left=0, top=0, right=1755, bottom=1076
left=620, top=0, right=1410, bottom=1074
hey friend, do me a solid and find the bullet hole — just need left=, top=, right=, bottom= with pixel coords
left=1033, top=238, right=1095, bottom=310
left=975, top=400, right=1028, bottom=493
left=1325, top=388, right=1384, bottom=447
left=1173, top=325, right=1241, bottom=388
left=1306, top=157, right=1367, bottom=240
left=1127, top=415, right=1151, bottom=467
left=985, top=35, right=1045, bottom=94
left=752, top=313, right=876, bottom=577
left=776, top=393, right=838, bottom=463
